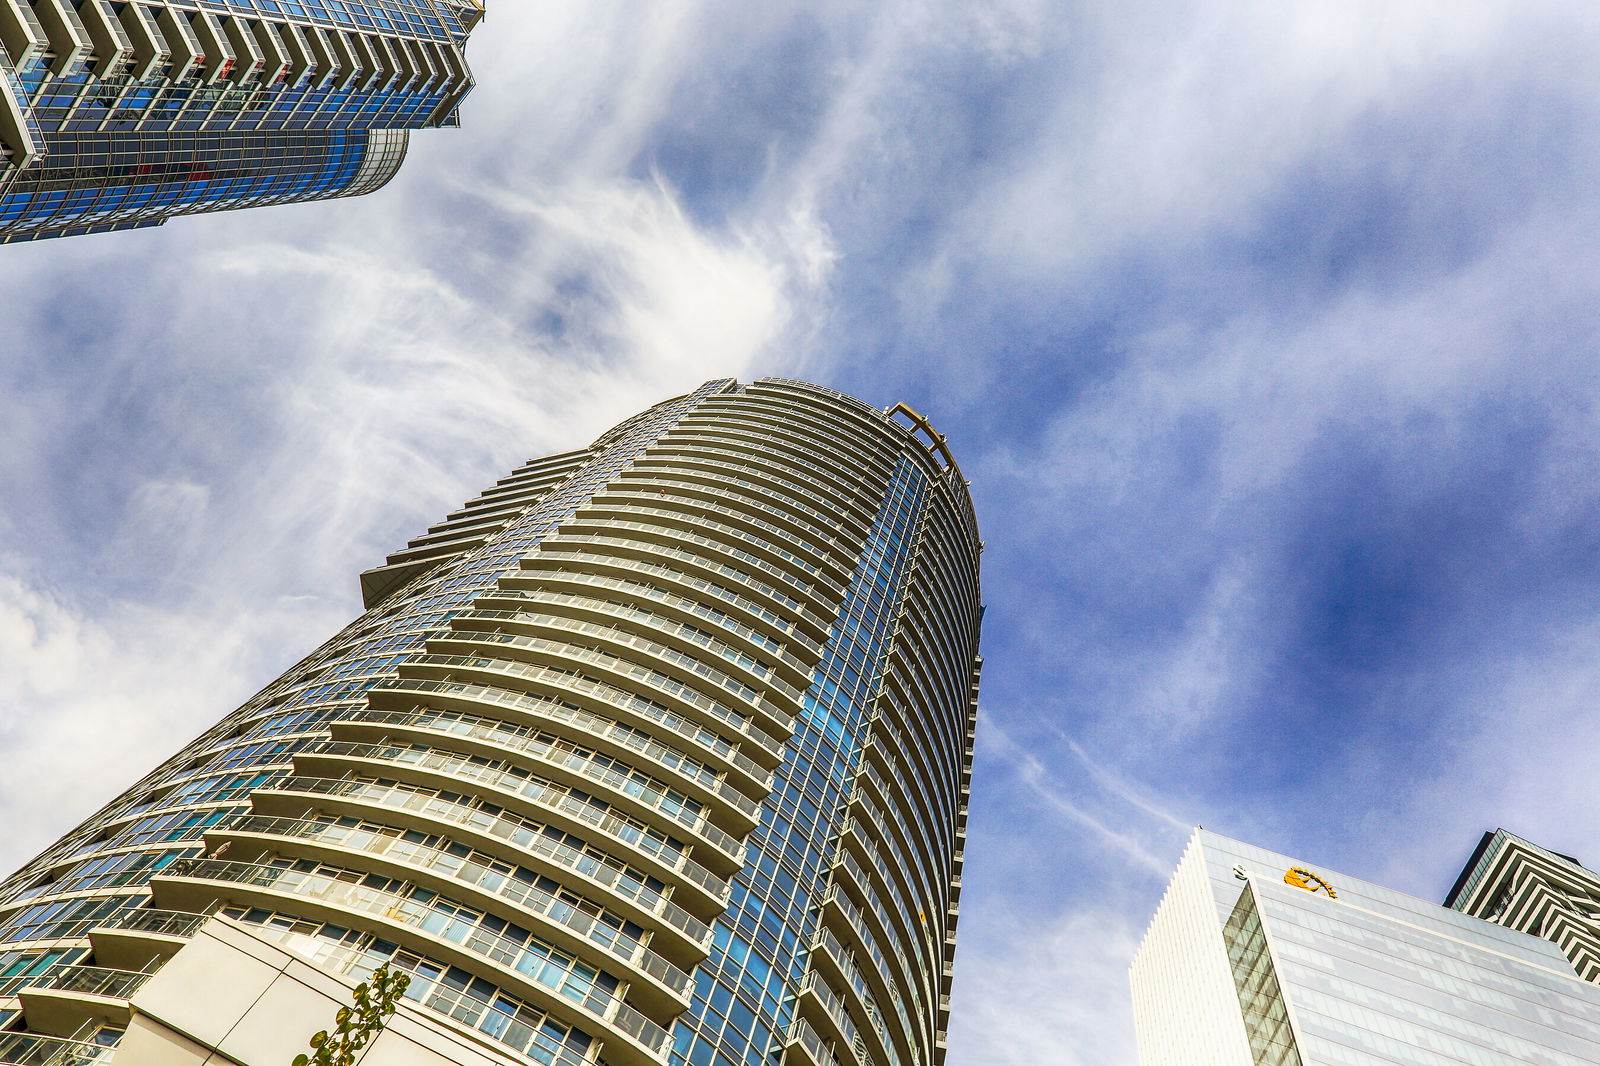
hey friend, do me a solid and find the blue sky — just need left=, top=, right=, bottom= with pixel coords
left=5, top=1, right=1600, bottom=1061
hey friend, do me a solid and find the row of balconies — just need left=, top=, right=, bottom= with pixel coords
left=447, top=599, right=807, bottom=702
left=2, top=0, right=468, bottom=105
left=372, top=646, right=785, bottom=765
left=463, top=577, right=814, bottom=684
left=338, top=704, right=759, bottom=826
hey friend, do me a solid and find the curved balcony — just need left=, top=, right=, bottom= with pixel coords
left=366, top=675, right=771, bottom=796
left=831, top=849, right=932, bottom=996
left=471, top=564, right=818, bottom=670
left=809, top=926, right=913, bottom=1066
left=246, top=774, right=727, bottom=919
left=838, top=822, right=927, bottom=964
left=86, top=907, right=208, bottom=972
left=306, top=717, right=734, bottom=854
left=252, top=763, right=729, bottom=908
left=563, top=508, right=834, bottom=592
left=549, top=524, right=835, bottom=621
left=151, top=859, right=674, bottom=1066
left=15, top=964, right=149, bottom=1038
left=525, top=538, right=828, bottom=653
left=848, top=789, right=938, bottom=922
left=794, top=972, right=875, bottom=1066
left=820, top=887, right=923, bottom=1056
left=783, top=1015, right=850, bottom=1066
left=572, top=494, right=847, bottom=599
left=633, top=445, right=870, bottom=537
left=331, top=706, right=761, bottom=834
left=611, top=471, right=845, bottom=558
left=680, top=409, right=897, bottom=484
left=583, top=486, right=845, bottom=588
left=194, top=815, right=695, bottom=1010
left=375, top=649, right=785, bottom=767
left=484, top=565, right=821, bottom=660
left=457, top=587, right=810, bottom=687
left=696, top=387, right=904, bottom=456
left=666, top=421, right=886, bottom=501
left=640, top=442, right=875, bottom=534
left=443, top=604, right=805, bottom=703
left=407, top=622, right=793, bottom=739
left=289, top=740, right=744, bottom=875
left=859, top=754, right=957, bottom=896
left=0, top=1032, right=116, bottom=1065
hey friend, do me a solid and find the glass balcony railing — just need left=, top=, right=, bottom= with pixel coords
left=297, top=740, right=741, bottom=868
left=0, top=907, right=207, bottom=950
left=161, top=857, right=672, bottom=1052
left=321, top=711, right=717, bottom=838
left=261, top=774, right=728, bottom=906
left=342, top=705, right=759, bottom=822
left=216, top=813, right=694, bottom=993
left=0, top=963, right=151, bottom=1002
left=460, top=582, right=807, bottom=679
left=0, top=1032, right=116, bottom=1066
left=390, top=653, right=764, bottom=809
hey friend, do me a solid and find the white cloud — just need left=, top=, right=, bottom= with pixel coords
left=951, top=904, right=1145, bottom=1066
left=0, top=0, right=833, bottom=874
left=0, top=573, right=266, bottom=866
left=973, top=0, right=1565, bottom=278
left=6, top=1, right=1600, bottom=1063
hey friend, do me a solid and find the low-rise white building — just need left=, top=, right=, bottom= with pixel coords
left=1132, top=828, right=1600, bottom=1066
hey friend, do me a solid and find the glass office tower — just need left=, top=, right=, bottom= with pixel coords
left=1132, top=829, right=1600, bottom=1066
left=0, top=0, right=478, bottom=242
left=1447, top=828, right=1600, bottom=984
left=0, top=378, right=981, bottom=1066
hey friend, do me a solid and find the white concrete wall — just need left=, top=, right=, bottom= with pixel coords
left=1128, top=830, right=1254, bottom=1066
left=120, top=916, right=527, bottom=1066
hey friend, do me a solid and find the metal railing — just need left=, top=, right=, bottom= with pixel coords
left=340, top=704, right=759, bottom=822
left=169, top=858, right=674, bottom=1057
left=5, top=963, right=151, bottom=1001
left=214, top=814, right=693, bottom=992
left=0, top=1033, right=115, bottom=1066
left=298, top=739, right=741, bottom=866
left=320, top=712, right=722, bottom=840
left=260, top=773, right=728, bottom=906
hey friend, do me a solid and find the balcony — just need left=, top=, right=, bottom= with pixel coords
left=15, top=965, right=148, bottom=1038
left=152, top=859, right=675, bottom=1066
left=0, top=1032, right=114, bottom=1066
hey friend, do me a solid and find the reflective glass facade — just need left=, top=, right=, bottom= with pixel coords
left=0, top=378, right=981, bottom=1066
left=0, top=0, right=477, bottom=242
left=1133, top=830, right=1600, bottom=1066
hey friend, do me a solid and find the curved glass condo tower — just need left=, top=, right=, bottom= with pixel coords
left=0, top=0, right=479, bottom=243
left=0, top=378, right=982, bottom=1066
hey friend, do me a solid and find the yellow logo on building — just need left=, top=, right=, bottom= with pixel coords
left=1285, top=867, right=1338, bottom=898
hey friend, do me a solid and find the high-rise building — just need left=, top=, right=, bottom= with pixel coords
left=0, top=378, right=981, bottom=1066
left=0, top=0, right=478, bottom=243
left=1131, top=828, right=1600, bottom=1066
left=1446, top=828, right=1600, bottom=983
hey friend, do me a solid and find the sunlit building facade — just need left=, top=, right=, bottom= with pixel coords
left=1132, top=828, right=1600, bottom=1066
left=0, top=0, right=478, bottom=242
left=0, top=378, right=981, bottom=1066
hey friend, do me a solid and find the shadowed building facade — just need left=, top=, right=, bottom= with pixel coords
left=0, top=0, right=478, bottom=243
left=0, top=378, right=981, bottom=1066
left=1447, top=828, right=1600, bottom=984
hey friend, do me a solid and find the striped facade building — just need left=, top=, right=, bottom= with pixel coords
left=0, top=0, right=477, bottom=242
left=1446, top=828, right=1600, bottom=983
left=0, top=378, right=981, bottom=1066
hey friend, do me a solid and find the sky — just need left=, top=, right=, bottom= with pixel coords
left=5, top=1, right=1600, bottom=1061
